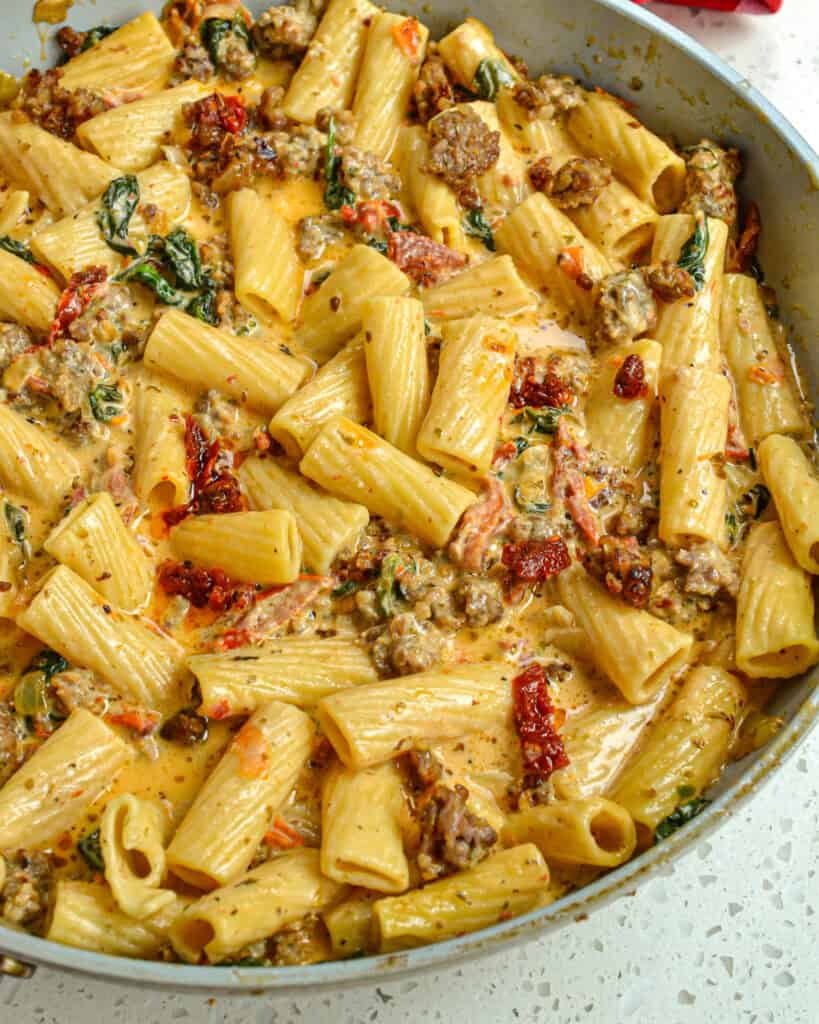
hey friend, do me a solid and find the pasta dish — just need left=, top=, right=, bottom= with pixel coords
left=0, top=0, right=815, bottom=967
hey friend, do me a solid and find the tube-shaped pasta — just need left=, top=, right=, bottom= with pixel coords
left=436, top=18, right=519, bottom=91
left=417, top=315, right=516, bottom=476
left=0, top=189, right=30, bottom=234
left=100, top=794, right=175, bottom=919
left=421, top=255, right=535, bottom=321
left=317, top=660, right=514, bottom=769
left=613, top=666, right=746, bottom=836
left=144, top=309, right=309, bottom=413
left=496, top=90, right=574, bottom=161
left=0, top=249, right=60, bottom=332
left=189, top=636, right=379, bottom=718
left=166, top=702, right=314, bottom=890
left=758, top=434, right=819, bottom=573
left=362, top=296, right=430, bottom=456
left=17, top=565, right=186, bottom=711
left=47, top=882, right=186, bottom=958
left=269, top=334, right=370, bottom=457
left=170, top=510, right=302, bottom=585
left=584, top=339, right=662, bottom=469
left=504, top=797, right=637, bottom=867
left=239, top=454, right=368, bottom=574
left=400, top=126, right=473, bottom=254
left=32, top=162, right=192, bottom=282
left=570, top=179, right=659, bottom=266
left=300, top=417, right=477, bottom=547
left=282, top=0, right=379, bottom=124
left=323, top=892, right=378, bottom=957
left=133, top=372, right=191, bottom=510
left=296, top=245, right=410, bottom=364
left=720, top=274, right=806, bottom=443
left=0, top=507, right=17, bottom=619
left=170, top=848, right=347, bottom=962
left=43, top=492, right=154, bottom=613
left=0, top=406, right=79, bottom=508
left=0, top=113, right=118, bottom=217
left=0, top=709, right=133, bottom=849
left=735, top=521, right=819, bottom=679
left=77, top=81, right=208, bottom=171
left=373, top=844, right=548, bottom=952
left=60, top=12, right=175, bottom=99
left=353, top=13, right=429, bottom=161
left=228, top=188, right=304, bottom=325
left=568, top=91, right=686, bottom=212
left=495, top=192, right=612, bottom=323
left=658, top=367, right=730, bottom=549
left=651, top=214, right=727, bottom=378
left=557, top=565, right=692, bottom=704
left=321, top=762, right=410, bottom=892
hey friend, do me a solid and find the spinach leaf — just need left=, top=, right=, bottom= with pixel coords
left=366, top=238, right=388, bottom=255
left=323, top=114, right=355, bottom=211
left=163, top=227, right=203, bottom=289
left=376, top=553, right=405, bottom=617
left=331, top=580, right=359, bottom=599
left=30, top=649, right=69, bottom=682
left=518, top=405, right=567, bottom=436
left=726, top=483, right=770, bottom=545
left=78, top=829, right=105, bottom=871
left=463, top=208, right=496, bottom=251
left=201, top=14, right=254, bottom=69
left=472, top=58, right=515, bottom=101
left=677, top=212, right=709, bottom=292
left=514, top=486, right=550, bottom=514
left=513, top=436, right=530, bottom=457
left=423, top=318, right=432, bottom=336
left=88, top=381, right=123, bottom=422
left=96, top=175, right=140, bottom=256
left=81, top=25, right=116, bottom=52
left=4, top=501, right=27, bottom=549
left=0, top=236, right=35, bottom=264
left=655, top=797, right=710, bottom=842
left=116, top=259, right=187, bottom=306
left=186, top=282, right=218, bottom=325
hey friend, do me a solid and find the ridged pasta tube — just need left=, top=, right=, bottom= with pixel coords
left=568, top=91, right=686, bottom=212
left=170, top=848, right=347, bottom=963
left=296, top=244, right=410, bottom=364
left=166, top=702, right=314, bottom=889
left=417, top=315, right=517, bottom=476
left=0, top=249, right=61, bottom=331
left=436, top=18, right=519, bottom=91
left=144, top=309, right=309, bottom=414
left=399, top=126, right=473, bottom=254
left=658, top=367, right=730, bottom=549
left=421, top=255, right=535, bottom=321
left=557, top=565, right=692, bottom=704
left=170, top=510, right=302, bottom=584
left=133, top=372, right=191, bottom=510
left=189, top=636, right=378, bottom=718
left=100, top=794, right=175, bottom=919
left=735, top=521, right=819, bottom=678
left=239, top=454, right=368, bottom=574
left=373, top=844, right=549, bottom=952
left=269, top=334, right=371, bottom=456
left=504, top=797, right=637, bottom=867
left=362, top=296, right=430, bottom=456
left=0, top=709, right=133, bottom=849
left=300, top=417, right=477, bottom=547
left=758, top=434, right=819, bottom=573
left=613, top=666, right=746, bottom=837
left=317, top=660, right=514, bottom=769
left=43, top=492, right=154, bottom=613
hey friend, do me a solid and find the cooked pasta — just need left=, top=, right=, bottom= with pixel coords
left=0, top=0, right=812, bottom=973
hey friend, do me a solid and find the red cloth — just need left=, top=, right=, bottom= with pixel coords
left=633, top=0, right=782, bottom=10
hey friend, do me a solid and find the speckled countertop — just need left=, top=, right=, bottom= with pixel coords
left=4, top=4, right=819, bottom=1022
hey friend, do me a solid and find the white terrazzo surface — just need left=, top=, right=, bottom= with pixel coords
left=3, top=3, right=819, bottom=1021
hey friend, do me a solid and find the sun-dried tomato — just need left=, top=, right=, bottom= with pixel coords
left=386, top=230, right=466, bottom=286
left=164, top=415, right=246, bottom=525
left=186, top=93, right=246, bottom=147
left=612, top=353, right=648, bottom=400
left=502, top=536, right=571, bottom=582
left=158, top=559, right=255, bottom=612
left=49, top=266, right=108, bottom=343
left=510, top=357, right=574, bottom=409
left=582, top=536, right=652, bottom=608
left=512, top=663, right=569, bottom=785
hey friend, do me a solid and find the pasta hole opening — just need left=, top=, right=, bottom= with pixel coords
left=589, top=811, right=627, bottom=854
left=127, top=849, right=152, bottom=879
left=179, top=918, right=215, bottom=955
left=652, top=167, right=684, bottom=214
left=149, top=481, right=181, bottom=514
left=170, top=865, right=221, bottom=892
left=635, top=822, right=654, bottom=850
left=613, top=225, right=654, bottom=266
